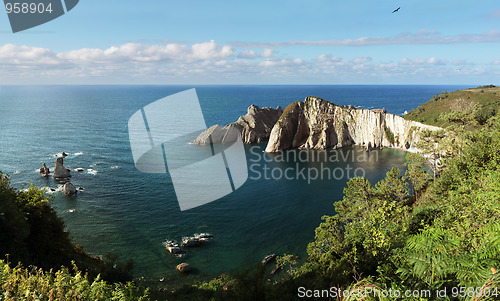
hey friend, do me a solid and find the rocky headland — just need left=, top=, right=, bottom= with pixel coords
left=193, top=104, right=283, bottom=144
left=265, top=96, right=442, bottom=152
left=193, top=96, right=442, bottom=153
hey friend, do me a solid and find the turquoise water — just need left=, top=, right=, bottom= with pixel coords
left=0, top=85, right=470, bottom=282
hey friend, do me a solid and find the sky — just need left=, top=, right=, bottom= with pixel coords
left=0, top=0, right=499, bottom=85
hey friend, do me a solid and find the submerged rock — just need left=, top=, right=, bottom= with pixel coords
left=193, top=105, right=283, bottom=145
left=176, top=263, right=192, bottom=273
left=62, top=182, right=77, bottom=196
left=53, top=157, right=71, bottom=179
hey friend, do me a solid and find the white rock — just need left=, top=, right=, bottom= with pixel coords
left=265, top=96, right=442, bottom=152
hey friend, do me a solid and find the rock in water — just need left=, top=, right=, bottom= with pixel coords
left=197, top=233, right=214, bottom=239
left=53, top=157, right=71, bottom=179
left=262, top=254, right=277, bottom=265
left=265, top=96, right=442, bottom=152
left=176, top=263, right=192, bottom=273
left=39, top=163, right=50, bottom=177
left=181, top=237, right=202, bottom=247
left=166, top=245, right=183, bottom=254
left=193, top=105, right=283, bottom=145
left=62, top=182, right=77, bottom=196
left=165, top=240, right=186, bottom=255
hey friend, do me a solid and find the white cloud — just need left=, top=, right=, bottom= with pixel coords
left=230, top=30, right=500, bottom=47
left=0, top=41, right=495, bottom=84
left=238, top=50, right=256, bottom=59
left=0, top=44, right=58, bottom=65
left=353, top=56, right=372, bottom=64
left=260, top=48, right=275, bottom=58
left=191, top=40, right=234, bottom=60
left=400, top=57, right=446, bottom=65
left=316, top=54, right=342, bottom=63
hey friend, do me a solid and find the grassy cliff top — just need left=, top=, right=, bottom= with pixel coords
left=404, top=85, right=500, bottom=126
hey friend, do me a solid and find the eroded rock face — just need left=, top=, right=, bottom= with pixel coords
left=193, top=105, right=283, bottom=145
left=265, top=96, right=442, bottom=152
left=62, top=182, right=77, bottom=196
left=53, top=157, right=71, bottom=179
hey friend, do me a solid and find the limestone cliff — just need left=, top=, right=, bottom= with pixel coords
left=265, top=96, right=442, bottom=152
left=193, top=104, right=283, bottom=144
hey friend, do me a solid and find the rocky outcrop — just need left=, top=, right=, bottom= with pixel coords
left=62, top=182, right=77, bottom=196
left=181, top=234, right=213, bottom=247
left=39, top=163, right=50, bottom=177
left=265, top=96, right=442, bottom=152
left=165, top=241, right=186, bottom=255
left=176, top=263, right=192, bottom=273
left=53, top=157, right=71, bottom=179
left=193, top=105, right=283, bottom=144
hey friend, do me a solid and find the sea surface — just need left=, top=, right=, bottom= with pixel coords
left=0, top=85, right=470, bottom=283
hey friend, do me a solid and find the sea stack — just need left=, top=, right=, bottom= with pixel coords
left=39, top=163, right=50, bottom=177
left=53, top=157, right=71, bottom=179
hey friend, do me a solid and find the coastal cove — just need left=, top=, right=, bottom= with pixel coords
left=0, top=85, right=470, bottom=282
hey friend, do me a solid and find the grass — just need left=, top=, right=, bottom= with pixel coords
left=404, top=85, right=500, bottom=126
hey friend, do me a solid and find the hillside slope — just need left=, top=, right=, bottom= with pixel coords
left=404, top=85, right=500, bottom=126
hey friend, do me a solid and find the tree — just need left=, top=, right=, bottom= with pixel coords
left=404, top=152, right=429, bottom=202
left=307, top=170, right=410, bottom=284
left=0, top=172, right=134, bottom=283
left=415, top=129, right=445, bottom=181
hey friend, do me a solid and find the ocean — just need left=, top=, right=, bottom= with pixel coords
left=0, top=85, right=470, bottom=283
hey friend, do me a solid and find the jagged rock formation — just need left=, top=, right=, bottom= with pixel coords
left=39, top=163, right=50, bottom=178
left=62, top=182, right=77, bottom=196
left=53, top=157, right=71, bottom=179
left=193, top=105, right=283, bottom=144
left=265, top=96, right=442, bottom=152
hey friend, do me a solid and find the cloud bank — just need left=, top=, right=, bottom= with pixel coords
left=229, top=30, right=500, bottom=48
left=0, top=33, right=498, bottom=84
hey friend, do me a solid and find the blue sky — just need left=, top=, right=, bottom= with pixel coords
left=0, top=0, right=499, bottom=84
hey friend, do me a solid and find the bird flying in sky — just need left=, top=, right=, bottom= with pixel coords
left=392, top=7, right=401, bottom=13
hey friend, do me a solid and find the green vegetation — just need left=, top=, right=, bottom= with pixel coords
left=384, top=127, right=395, bottom=145
left=0, top=260, right=149, bottom=301
left=405, top=86, right=500, bottom=127
left=160, top=87, right=499, bottom=300
left=1, top=86, right=499, bottom=300
left=0, top=173, right=135, bottom=283
left=278, top=101, right=301, bottom=123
